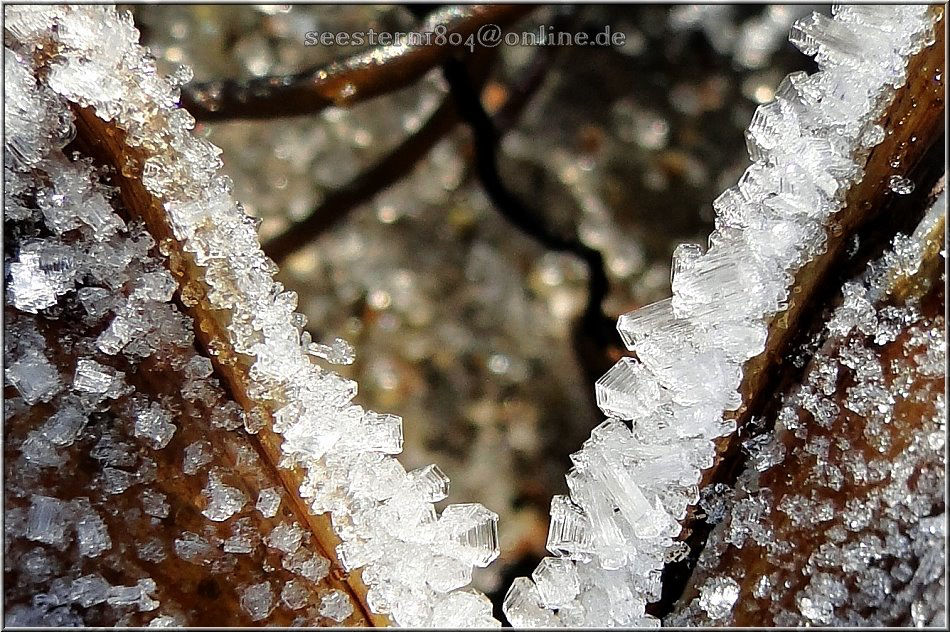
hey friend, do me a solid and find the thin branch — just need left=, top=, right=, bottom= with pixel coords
left=442, top=55, right=620, bottom=347
left=181, top=5, right=534, bottom=121
left=263, top=97, right=457, bottom=263
left=263, top=38, right=560, bottom=265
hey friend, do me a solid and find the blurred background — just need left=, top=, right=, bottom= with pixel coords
left=129, top=3, right=819, bottom=606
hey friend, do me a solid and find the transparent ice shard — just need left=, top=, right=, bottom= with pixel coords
left=40, top=401, right=87, bottom=446
left=106, top=578, right=159, bottom=612
left=264, top=522, right=303, bottom=555
left=141, top=489, right=170, bottom=519
left=240, top=581, right=275, bottom=622
left=790, top=12, right=906, bottom=82
left=73, top=498, right=112, bottom=558
left=546, top=494, right=593, bottom=561
left=26, top=495, right=72, bottom=548
left=133, top=402, right=176, bottom=449
left=319, top=589, right=354, bottom=622
left=69, top=574, right=112, bottom=608
left=503, top=577, right=558, bottom=627
left=672, top=246, right=776, bottom=323
left=280, top=580, right=309, bottom=610
left=182, top=440, right=212, bottom=475
left=595, top=357, right=664, bottom=420
left=566, top=468, right=627, bottom=569
left=306, top=336, right=356, bottom=365
left=73, top=358, right=124, bottom=397
left=745, top=98, right=802, bottom=162
left=409, top=464, right=450, bottom=503
left=532, top=557, right=581, bottom=608
left=201, top=470, right=248, bottom=522
left=438, top=503, right=500, bottom=568
left=5, top=350, right=61, bottom=404
left=256, top=487, right=281, bottom=518
left=8, top=242, right=78, bottom=313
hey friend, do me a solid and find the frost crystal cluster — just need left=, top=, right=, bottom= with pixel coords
left=5, top=5, right=497, bottom=627
left=670, top=191, right=946, bottom=626
left=503, top=6, right=940, bottom=626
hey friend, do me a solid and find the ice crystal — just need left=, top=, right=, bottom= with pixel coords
left=133, top=402, right=177, bottom=450
left=5, top=350, right=62, bottom=404
left=264, top=522, right=304, bottom=555
left=438, top=503, right=501, bottom=568
left=319, top=589, right=354, bottom=622
left=182, top=440, right=212, bottom=475
left=201, top=470, right=248, bottom=522
left=698, top=576, right=740, bottom=620
left=25, top=495, right=72, bottom=548
left=140, top=489, right=170, bottom=519
left=73, top=499, right=112, bottom=558
left=306, top=336, right=356, bottom=365
left=240, top=581, right=275, bottom=621
left=280, top=579, right=309, bottom=610
left=256, top=487, right=281, bottom=518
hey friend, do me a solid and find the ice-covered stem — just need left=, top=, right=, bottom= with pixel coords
left=715, top=11, right=945, bottom=464
left=670, top=189, right=946, bottom=626
left=503, top=6, right=943, bottom=627
left=5, top=34, right=371, bottom=630
left=665, top=8, right=946, bottom=607
left=6, top=6, right=502, bottom=627
left=180, top=5, right=533, bottom=121
left=66, top=105, right=383, bottom=625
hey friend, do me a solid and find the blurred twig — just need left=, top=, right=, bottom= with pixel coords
left=181, top=5, right=533, bottom=121
left=263, top=97, right=457, bottom=263
left=264, top=34, right=561, bottom=265
left=262, top=49, right=495, bottom=264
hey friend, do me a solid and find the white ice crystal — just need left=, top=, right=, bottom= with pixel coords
left=201, top=470, right=248, bottom=522
left=504, top=5, right=939, bottom=627
left=240, top=581, right=275, bottom=621
left=5, top=349, right=61, bottom=404
left=319, top=589, right=354, bottom=622
left=264, top=522, right=304, bottom=555
left=182, top=440, right=212, bottom=475
left=280, top=579, right=309, bottom=610
left=698, top=576, right=740, bottom=620
left=256, top=487, right=282, bottom=518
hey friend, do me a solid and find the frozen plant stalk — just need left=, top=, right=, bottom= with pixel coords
left=4, top=5, right=499, bottom=627
left=505, top=5, right=941, bottom=627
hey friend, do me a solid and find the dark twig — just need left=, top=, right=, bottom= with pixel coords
left=262, top=49, right=500, bottom=264
left=181, top=5, right=533, bottom=121
left=263, top=98, right=457, bottom=263
left=442, top=55, right=619, bottom=347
